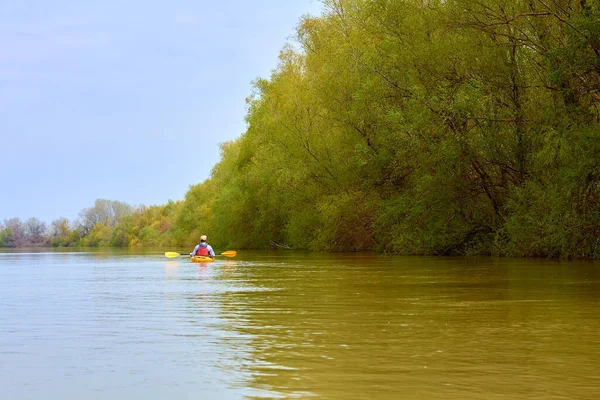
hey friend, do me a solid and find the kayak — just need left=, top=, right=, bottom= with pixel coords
left=191, top=256, right=215, bottom=263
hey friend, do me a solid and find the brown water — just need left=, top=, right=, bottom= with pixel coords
left=1, top=250, right=598, bottom=399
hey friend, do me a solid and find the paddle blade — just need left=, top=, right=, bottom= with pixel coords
left=221, top=251, right=237, bottom=257
left=165, top=252, right=181, bottom=258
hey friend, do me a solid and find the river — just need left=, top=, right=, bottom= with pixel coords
left=1, top=250, right=598, bottom=399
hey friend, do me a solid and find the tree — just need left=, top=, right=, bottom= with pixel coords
left=2, top=218, right=25, bottom=247
left=24, top=217, right=47, bottom=246
left=79, top=199, right=133, bottom=234
left=49, top=218, right=73, bottom=247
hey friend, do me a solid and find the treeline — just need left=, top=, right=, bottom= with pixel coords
left=1, top=199, right=182, bottom=248
left=3, top=0, right=600, bottom=257
left=201, top=0, right=600, bottom=257
left=0, top=197, right=221, bottom=249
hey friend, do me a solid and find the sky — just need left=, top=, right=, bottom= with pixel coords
left=0, top=0, right=323, bottom=223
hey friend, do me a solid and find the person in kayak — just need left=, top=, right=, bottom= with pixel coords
left=190, top=235, right=215, bottom=258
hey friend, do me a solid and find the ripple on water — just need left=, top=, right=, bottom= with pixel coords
left=0, top=251, right=599, bottom=400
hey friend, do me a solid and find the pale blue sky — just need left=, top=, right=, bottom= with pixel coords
left=0, top=0, right=322, bottom=223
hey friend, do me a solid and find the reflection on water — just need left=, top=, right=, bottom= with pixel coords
left=0, top=250, right=599, bottom=399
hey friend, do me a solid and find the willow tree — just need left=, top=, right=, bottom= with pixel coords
left=176, top=0, right=599, bottom=257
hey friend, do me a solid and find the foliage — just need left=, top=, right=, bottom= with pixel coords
left=81, top=222, right=113, bottom=247
left=79, top=199, right=134, bottom=235
left=195, top=0, right=600, bottom=257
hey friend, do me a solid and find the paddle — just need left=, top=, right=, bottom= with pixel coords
left=164, top=251, right=237, bottom=258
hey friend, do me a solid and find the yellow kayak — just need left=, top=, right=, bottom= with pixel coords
left=191, top=256, right=215, bottom=263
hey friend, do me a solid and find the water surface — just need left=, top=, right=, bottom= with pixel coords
left=1, top=250, right=599, bottom=399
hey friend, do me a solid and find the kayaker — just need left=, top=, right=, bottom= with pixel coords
left=190, top=235, right=215, bottom=258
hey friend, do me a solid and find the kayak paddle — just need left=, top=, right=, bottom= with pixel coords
left=164, top=251, right=237, bottom=258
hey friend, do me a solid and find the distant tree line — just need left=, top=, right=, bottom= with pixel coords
left=2, top=0, right=600, bottom=257
left=0, top=199, right=170, bottom=248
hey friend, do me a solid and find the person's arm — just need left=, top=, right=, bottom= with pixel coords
left=190, top=244, right=199, bottom=256
left=208, top=245, right=215, bottom=257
